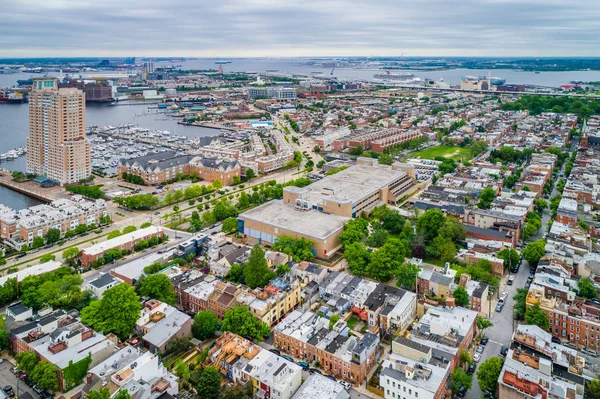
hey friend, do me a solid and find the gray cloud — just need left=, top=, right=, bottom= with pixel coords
left=1, top=0, right=599, bottom=57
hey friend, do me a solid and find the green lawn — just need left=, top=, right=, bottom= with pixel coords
left=409, top=145, right=473, bottom=161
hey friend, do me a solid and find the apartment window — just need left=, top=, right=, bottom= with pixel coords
left=415, top=393, right=418, bottom=398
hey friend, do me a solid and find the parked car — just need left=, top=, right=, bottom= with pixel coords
left=3, top=386, right=13, bottom=393
left=496, top=303, right=504, bottom=312
left=508, top=275, right=516, bottom=285
left=309, top=368, right=322, bottom=375
left=457, top=386, right=467, bottom=398
left=484, top=389, right=495, bottom=399
left=40, top=392, right=53, bottom=399
left=11, top=366, right=18, bottom=374
left=297, top=361, right=310, bottom=370
left=477, top=345, right=485, bottom=354
left=500, top=346, right=509, bottom=357
left=33, top=385, right=43, bottom=394
left=473, top=353, right=481, bottom=362
left=281, top=355, right=293, bottom=362
left=467, top=364, right=475, bottom=375
left=269, top=349, right=280, bottom=356
left=481, top=337, right=489, bottom=346
left=588, top=349, right=598, bottom=358
left=340, top=381, right=352, bottom=390
left=43, top=243, right=53, bottom=249
left=326, top=375, right=336, bottom=382
left=500, top=292, right=508, bottom=301
left=564, top=342, right=578, bottom=350
left=551, top=336, right=562, bottom=344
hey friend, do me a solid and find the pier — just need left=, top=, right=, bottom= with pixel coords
left=0, top=175, right=54, bottom=202
left=177, top=121, right=241, bottom=131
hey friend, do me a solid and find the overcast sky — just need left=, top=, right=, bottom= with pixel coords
left=1, top=0, right=599, bottom=58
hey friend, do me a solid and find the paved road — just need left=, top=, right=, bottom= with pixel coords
left=466, top=258, right=532, bottom=399
left=0, top=359, right=39, bottom=399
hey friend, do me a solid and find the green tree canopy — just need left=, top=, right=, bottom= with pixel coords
left=221, top=306, right=271, bottom=342
left=416, top=209, right=447, bottom=244
left=477, top=357, right=504, bottom=394
left=87, top=388, right=111, bottom=399
left=396, top=263, right=420, bottom=290
left=272, top=236, right=315, bottom=262
left=522, top=239, right=546, bottom=266
left=339, top=218, right=370, bottom=247
left=497, top=248, right=520, bottom=269
left=577, top=278, right=598, bottom=299
left=45, top=228, right=61, bottom=244
left=244, top=245, right=273, bottom=289
left=222, top=217, right=238, bottom=234
left=513, top=288, right=529, bottom=320
left=525, top=303, right=550, bottom=330
left=62, top=247, right=80, bottom=261
left=17, top=351, right=39, bottom=375
left=344, top=242, right=371, bottom=276
left=476, top=316, right=494, bottom=332
left=439, top=216, right=467, bottom=242
left=80, top=283, right=141, bottom=339
left=196, top=366, right=222, bottom=399
left=123, top=225, right=137, bottom=234
left=31, top=361, right=59, bottom=391
left=478, top=187, right=496, bottom=209
left=450, top=368, right=472, bottom=393
left=137, top=274, right=177, bottom=305
left=453, top=286, right=470, bottom=307
left=367, top=238, right=410, bottom=281
left=32, top=236, right=45, bottom=249
left=192, top=311, right=219, bottom=341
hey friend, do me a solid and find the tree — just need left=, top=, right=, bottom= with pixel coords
left=438, top=216, right=466, bottom=242
left=221, top=306, right=271, bottom=342
left=212, top=179, right=223, bottom=190
left=513, top=288, right=529, bottom=320
left=245, top=168, right=256, bottom=180
left=192, top=311, right=219, bottom=340
left=107, top=230, right=122, bottom=239
left=522, top=239, right=546, bottom=266
left=477, top=357, right=504, bottom=394
left=140, top=221, right=152, bottom=229
left=416, top=209, right=446, bottom=244
left=174, top=360, right=190, bottom=381
left=123, top=225, right=137, bottom=234
left=586, top=378, right=600, bottom=399
left=534, top=199, right=548, bottom=213
left=45, top=228, right=61, bottom=244
left=349, top=144, right=363, bottom=156
left=437, top=238, right=458, bottom=263
left=344, top=242, right=370, bottom=276
left=329, top=314, right=341, bottom=330
left=244, top=245, right=272, bottom=289
left=32, top=236, right=45, bottom=249
left=87, top=388, right=111, bottom=399
left=478, top=187, right=496, bottom=209
left=459, top=349, right=473, bottom=367
left=477, top=316, right=494, bottom=332
left=272, top=236, right=315, bottom=262
left=17, top=351, right=39, bottom=375
left=222, top=217, right=238, bottom=234
left=137, top=274, right=177, bottom=305
left=220, top=385, right=251, bottom=399
left=577, top=278, right=598, bottom=299
left=0, top=316, right=9, bottom=351
left=40, top=254, right=56, bottom=263
left=453, top=286, right=470, bottom=307
left=450, top=368, right=472, bottom=393
left=31, top=361, right=59, bottom=391
left=196, top=366, right=221, bottom=399
left=62, top=247, right=80, bottom=262
left=367, top=238, right=409, bottom=281
left=525, top=303, right=550, bottom=330
left=378, top=154, right=394, bottom=165
left=396, top=263, right=420, bottom=290
left=80, top=283, right=141, bottom=340
left=365, top=229, right=388, bottom=248
left=339, top=218, right=369, bottom=247
left=497, top=248, right=520, bottom=270
left=114, top=390, right=132, bottom=399
left=75, top=224, right=88, bottom=235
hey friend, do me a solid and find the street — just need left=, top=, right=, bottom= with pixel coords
left=0, top=359, right=39, bottom=399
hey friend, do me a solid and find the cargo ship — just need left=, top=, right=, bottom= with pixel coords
left=215, top=60, right=232, bottom=65
left=373, top=71, right=416, bottom=80
left=0, top=91, right=26, bottom=104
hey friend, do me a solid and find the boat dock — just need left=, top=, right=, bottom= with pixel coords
left=177, top=121, right=240, bottom=131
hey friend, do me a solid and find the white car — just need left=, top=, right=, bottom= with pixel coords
left=500, top=292, right=508, bottom=301
left=474, top=353, right=481, bottom=362
left=340, top=381, right=352, bottom=390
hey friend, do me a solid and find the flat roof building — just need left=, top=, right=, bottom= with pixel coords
left=238, top=160, right=416, bottom=258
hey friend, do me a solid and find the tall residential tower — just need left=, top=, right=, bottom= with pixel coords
left=26, top=77, right=91, bottom=185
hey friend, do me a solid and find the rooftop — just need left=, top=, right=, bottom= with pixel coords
left=84, top=226, right=163, bottom=257
left=291, top=374, right=349, bottom=399
left=239, top=200, right=349, bottom=240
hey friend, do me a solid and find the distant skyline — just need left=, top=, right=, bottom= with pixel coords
left=2, top=0, right=599, bottom=58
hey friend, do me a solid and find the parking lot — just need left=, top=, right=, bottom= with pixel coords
left=0, top=359, right=39, bottom=399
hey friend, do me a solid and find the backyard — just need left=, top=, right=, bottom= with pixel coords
left=409, top=145, right=473, bottom=161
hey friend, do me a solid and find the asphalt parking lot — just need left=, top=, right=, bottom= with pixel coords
left=0, top=359, right=39, bottom=399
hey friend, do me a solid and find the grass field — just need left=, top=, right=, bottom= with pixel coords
left=409, top=145, right=473, bottom=161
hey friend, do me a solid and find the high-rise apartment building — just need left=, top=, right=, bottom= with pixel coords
left=26, top=77, right=91, bottom=185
